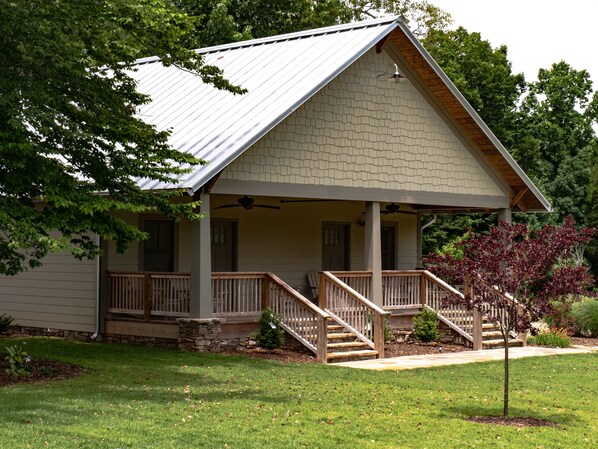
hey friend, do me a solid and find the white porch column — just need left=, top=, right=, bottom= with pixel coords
left=498, top=208, right=512, bottom=225
left=190, top=193, right=212, bottom=318
left=365, top=201, right=383, bottom=307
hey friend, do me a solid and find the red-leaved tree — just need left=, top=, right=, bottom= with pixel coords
left=424, top=217, right=595, bottom=419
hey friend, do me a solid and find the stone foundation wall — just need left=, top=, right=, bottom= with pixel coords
left=14, top=326, right=93, bottom=341
left=102, top=333, right=178, bottom=348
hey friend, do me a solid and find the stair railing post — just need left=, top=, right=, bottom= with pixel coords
left=467, top=279, right=483, bottom=350
left=374, top=311, right=385, bottom=358
left=318, top=272, right=327, bottom=310
left=262, top=274, right=270, bottom=310
left=143, top=273, right=153, bottom=322
left=316, top=315, right=328, bottom=363
left=419, top=272, right=427, bottom=307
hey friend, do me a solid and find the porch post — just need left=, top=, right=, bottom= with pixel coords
left=190, top=192, right=213, bottom=318
left=498, top=208, right=512, bottom=225
left=416, top=212, right=422, bottom=268
left=365, top=201, right=383, bottom=307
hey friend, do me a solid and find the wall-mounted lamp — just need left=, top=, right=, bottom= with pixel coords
left=358, top=212, right=366, bottom=227
left=377, top=63, right=405, bottom=82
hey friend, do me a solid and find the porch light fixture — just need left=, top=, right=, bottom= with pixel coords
left=377, top=63, right=404, bottom=82
left=358, top=212, right=366, bottom=227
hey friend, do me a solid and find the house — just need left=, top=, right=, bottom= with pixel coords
left=0, top=17, right=549, bottom=362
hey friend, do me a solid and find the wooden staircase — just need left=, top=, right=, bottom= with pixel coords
left=325, top=322, right=379, bottom=362
left=480, top=319, right=525, bottom=349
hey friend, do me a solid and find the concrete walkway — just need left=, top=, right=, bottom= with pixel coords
left=334, top=346, right=598, bottom=370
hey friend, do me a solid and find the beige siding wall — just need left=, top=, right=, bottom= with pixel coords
left=107, top=212, right=139, bottom=271
left=0, top=252, right=97, bottom=332
left=106, top=199, right=419, bottom=296
left=106, top=213, right=193, bottom=272
left=221, top=48, right=505, bottom=199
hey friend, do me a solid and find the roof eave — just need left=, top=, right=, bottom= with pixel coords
left=394, top=21, right=552, bottom=213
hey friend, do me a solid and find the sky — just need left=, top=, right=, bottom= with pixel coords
left=429, top=0, right=597, bottom=84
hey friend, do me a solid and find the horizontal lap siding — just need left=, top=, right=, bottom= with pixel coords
left=212, top=198, right=417, bottom=293
left=0, top=252, right=97, bottom=332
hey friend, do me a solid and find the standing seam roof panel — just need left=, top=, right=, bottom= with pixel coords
left=133, top=20, right=399, bottom=192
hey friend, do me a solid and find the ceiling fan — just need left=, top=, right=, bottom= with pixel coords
left=381, top=203, right=417, bottom=215
left=215, top=196, right=280, bottom=210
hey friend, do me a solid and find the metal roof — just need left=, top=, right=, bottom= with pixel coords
left=133, top=17, right=399, bottom=192
left=131, top=16, right=549, bottom=212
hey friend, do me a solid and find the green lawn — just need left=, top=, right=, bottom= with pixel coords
left=1, top=337, right=596, bottom=449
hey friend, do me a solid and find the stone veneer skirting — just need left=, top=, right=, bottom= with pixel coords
left=177, top=318, right=225, bottom=352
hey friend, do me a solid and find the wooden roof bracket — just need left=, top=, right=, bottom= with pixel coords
left=510, top=188, right=529, bottom=210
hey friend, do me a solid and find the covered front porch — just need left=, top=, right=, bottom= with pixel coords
left=101, top=192, right=520, bottom=362
left=105, top=268, right=516, bottom=362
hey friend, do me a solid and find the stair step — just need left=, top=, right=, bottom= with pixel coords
left=482, top=338, right=524, bottom=348
left=327, top=325, right=345, bottom=331
left=482, top=323, right=497, bottom=329
left=327, top=350, right=379, bottom=360
left=482, top=330, right=503, bottom=338
left=327, top=341, right=370, bottom=349
left=327, top=332, right=356, bottom=340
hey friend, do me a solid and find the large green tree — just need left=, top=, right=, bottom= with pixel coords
left=0, top=0, right=244, bottom=275
left=421, top=27, right=598, bottom=281
left=173, top=0, right=451, bottom=47
left=518, top=62, right=598, bottom=224
left=424, top=27, right=525, bottom=149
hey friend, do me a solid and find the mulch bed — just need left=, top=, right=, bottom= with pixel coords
left=0, top=359, right=86, bottom=387
left=467, top=416, right=560, bottom=428
left=221, top=339, right=472, bottom=363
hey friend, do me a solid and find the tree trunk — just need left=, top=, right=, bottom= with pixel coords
left=503, top=334, right=509, bottom=419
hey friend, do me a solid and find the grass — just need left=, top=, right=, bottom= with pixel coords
left=1, top=337, right=597, bottom=448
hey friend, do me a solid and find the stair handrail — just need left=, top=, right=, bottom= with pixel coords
left=320, top=271, right=389, bottom=357
left=265, top=273, right=330, bottom=362
left=470, top=276, right=526, bottom=344
left=421, top=270, right=475, bottom=344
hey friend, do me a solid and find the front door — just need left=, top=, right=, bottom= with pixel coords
left=211, top=220, right=237, bottom=272
left=322, top=223, right=350, bottom=271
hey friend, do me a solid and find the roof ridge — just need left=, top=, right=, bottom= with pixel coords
left=133, top=16, right=399, bottom=66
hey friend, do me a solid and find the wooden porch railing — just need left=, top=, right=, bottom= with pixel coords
left=265, top=273, right=330, bottom=363
left=107, top=271, right=331, bottom=361
left=107, top=271, right=190, bottom=319
left=320, top=271, right=389, bottom=358
left=331, top=270, right=474, bottom=345
left=211, top=272, right=264, bottom=316
left=108, top=269, right=515, bottom=354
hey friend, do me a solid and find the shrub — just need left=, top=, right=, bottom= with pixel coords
left=413, top=308, right=441, bottom=343
left=254, top=309, right=285, bottom=350
left=571, top=298, right=598, bottom=337
left=544, top=298, right=579, bottom=335
left=527, top=328, right=571, bottom=348
left=0, top=314, right=14, bottom=334
left=4, top=344, right=32, bottom=377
